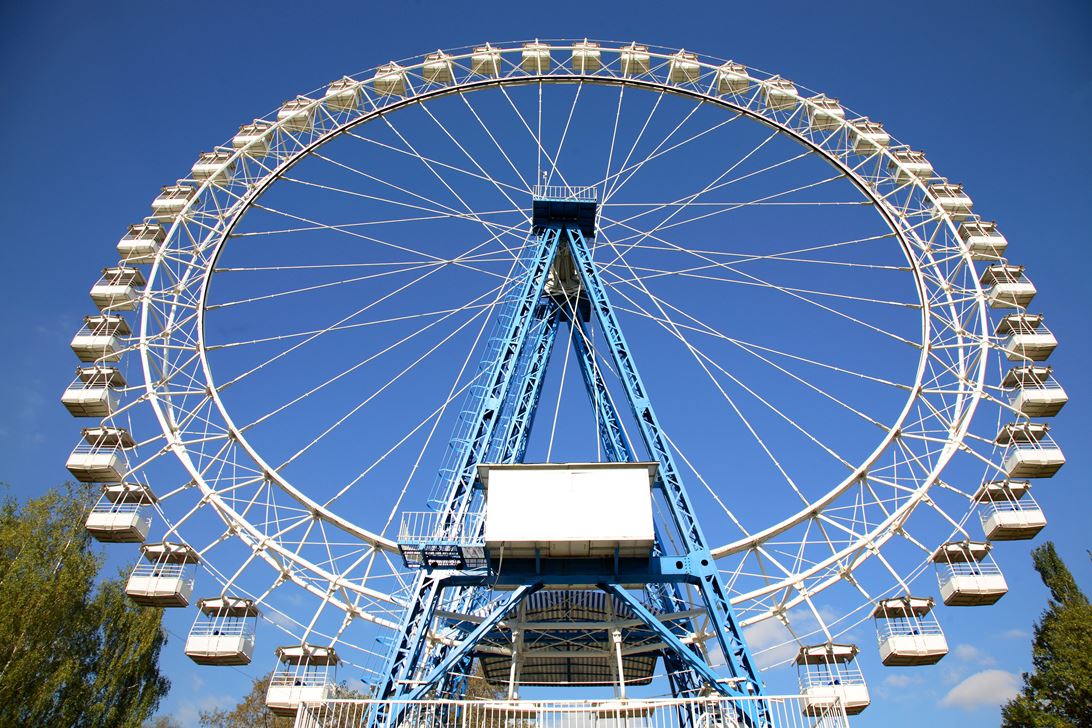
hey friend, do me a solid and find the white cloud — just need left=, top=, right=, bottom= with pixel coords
left=952, top=643, right=996, bottom=666
left=1003, top=628, right=1030, bottom=640
left=939, top=669, right=1020, bottom=710
left=883, top=674, right=920, bottom=688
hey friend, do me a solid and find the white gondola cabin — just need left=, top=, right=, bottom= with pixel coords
left=849, top=119, right=890, bottom=155
left=323, top=77, right=361, bottom=111
left=887, top=149, right=934, bottom=183
left=186, top=597, right=259, bottom=666
left=762, top=77, right=799, bottom=111
left=521, top=42, right=551, bottom=73
left=191, top=151, right=235, bottom=186
left=372, top=63, right=407, bottom=96
left=796, top=644, right=870, bottom=716
left=981, top=264, right=1036, bottom=308
left=70, top=314, right=129, bottom=362
left=471, top=45, right=501, bottom=76
left=571, top=41, right=601, bottom=73
left=958, top=220, right=1008, bottom=260
left=66, top=426, right=135, bottom=482
left=422, top=51, right=454, bottom=85
left=126, top=542, right=199, bottom=607
left=266, top=645, right=338, bottom=716
left=90, top=266, right=145, bottom=312
left=807, top=96, right=845, bottom=131
left=117, top=223, right=164, bottom=263
left=669, top=50, right=700, bottom=84
left=1004, top=365, right=1067, bottom=417
left=150, top=184, right=195, bottom=222
left=873, top=597, right=948, bottom=666
left=974, top=480, right=1046, bottom=540
left=620, top=43, right=650, bottom=76
left=929, top=182, right=973, bottom=219
left=85, top=483, right=154, bottom=543
left=996, top=313, right=1057, bottom=362
left=61, top=365, right=125, bottom=418
left=717, top=62, right=750, bottom=95
left=278, top=97, right=316, bottom=132
left=997, top=422, right=1065, bottom=478
left=933, top=542, right=1007, bottom=606
left=232, top=120, right=273, bottom=157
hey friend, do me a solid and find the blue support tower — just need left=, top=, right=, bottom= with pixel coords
left=383, top=185, right=767, bottom=719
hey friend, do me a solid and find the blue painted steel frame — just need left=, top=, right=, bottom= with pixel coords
left=378, top=201, right=765, bottom=709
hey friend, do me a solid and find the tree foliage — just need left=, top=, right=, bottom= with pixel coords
left=0, top=484, right=170, bottom=726
left=1002, top=542, right=1092, bottom=728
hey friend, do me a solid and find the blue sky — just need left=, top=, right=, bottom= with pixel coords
left=1, top=1, right=1090, bottom=726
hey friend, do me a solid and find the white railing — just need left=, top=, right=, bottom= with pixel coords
left=272, top=670, right=332, bottom=689
left=294, top=696, right=847, bottom=728
left=977, top=499, right=1039, bottom=517
left=188, top=619, right=253, bottom=637
left=532, top=184, right=598, bottom=202
left=939, top=560, right=1002, bottom=578
left=90, top=501, right=143, bottom=515
left=875, top=617, right=945, bottom=641
left=130, top=562, right=189, bottom=579
left=398, top=511, right=484, bottom=545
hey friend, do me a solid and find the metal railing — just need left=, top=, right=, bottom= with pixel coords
left=398, top=511, right=485, bottom=545
left=938, top=561, right=1002, bottom=578
left=129, top=562, right=191, bottom=579
left=875, top=617, right=944, bottom=641
left=188, top=620, right=254, bottom=637
left=294, top=696, right=848, bottom=728
left=532, top=185, right=598, bottom=201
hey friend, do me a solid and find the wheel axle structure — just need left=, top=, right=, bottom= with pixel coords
left=63, top=40, right=1065, bottom=724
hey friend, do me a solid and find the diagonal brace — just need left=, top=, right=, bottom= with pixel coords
left=405, top=582, right=542, bottom=701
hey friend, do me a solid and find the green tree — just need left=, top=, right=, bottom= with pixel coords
left=1002, top=542, right=1092, bottom=728
left=0, top=484, right=170, bottom=726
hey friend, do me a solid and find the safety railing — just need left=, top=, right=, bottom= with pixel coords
left=875, top=617, right=944, bottom=641
left=188, top=619, right=254, bottom=637
left=398, top=511, right=484, bottom=545
left=294, top=696, right=848, bottom=728
left=532, top=184, right=598, bottom=201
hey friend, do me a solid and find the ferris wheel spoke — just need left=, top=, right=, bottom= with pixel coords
left=344, top=127, right=530, bottom=200
left=457, top=91, right=533, bottom=191
left=602, top=94, right=707, bottom=203
left=238, top=278, right=507, bottom=436
left=227, top=209, right=527, bottom=238
left=497, top=84, right=573, bottom=190
left=598, top=174, right=856, bottom=259
left=321, top=313, right=498, bottom=510
left=269, top=297, right=503, bottom=475
left=601, top=88, right=666, bottom=201
left=412, top=103, right=532, bottom=215
left=605, top=279, right=912, bottom=393
left=544, top=80, right=583, bottom=187
left=597, top=237, right=812, bottom=504
left=601, top=222, right=921, bottom=348
left=597, top=109, right=743, bottom=202
left=206, top=260, right=445, bottom=311
left=605, top=262, right=917, bottom=309
left=207, top=302, right=496, bottom=352
left=376, top=113, right=520, bottom=258
left=373, top=273, right=516, bottom=531
left=214, top=263, right=453, bottom=392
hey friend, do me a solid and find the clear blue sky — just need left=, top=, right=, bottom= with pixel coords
left=1, top=2, right=1090, bottom=726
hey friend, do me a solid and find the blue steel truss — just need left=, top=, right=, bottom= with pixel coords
left=379, top=188, right=765, bottom=710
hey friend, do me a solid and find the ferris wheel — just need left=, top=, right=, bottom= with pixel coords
left=63, top=40, right=1065, bottom=721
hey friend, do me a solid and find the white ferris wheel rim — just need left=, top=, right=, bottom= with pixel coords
left=124, top=40, right=1013, bottom=646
